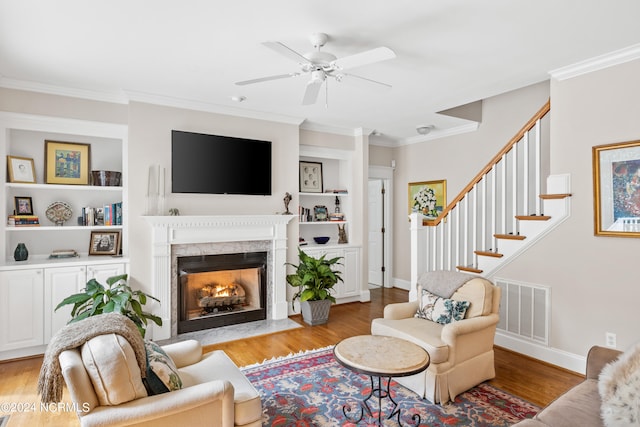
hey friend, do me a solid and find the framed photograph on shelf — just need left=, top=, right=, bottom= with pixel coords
left=14, top=196, right=34, bottom=215
left=299, top=161, right=323, bottom=193
left=408, top=180, right=447, bottom=218
left=45, top=140, right=91, bottom=185
left=313, top=205, right=328, bottom=221
left=7, top=156, right=36, bottom=183
left=89, top=231, right=121, bottom=256
left=593, top=140, right=640, bottom=237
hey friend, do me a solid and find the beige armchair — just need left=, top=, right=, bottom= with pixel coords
left=371, top=277, right=501, bottom=404
left=59, top=338, right=262, bottom=427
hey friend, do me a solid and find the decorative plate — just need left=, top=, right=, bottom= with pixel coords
left=46, top=201, right=73, bottom=225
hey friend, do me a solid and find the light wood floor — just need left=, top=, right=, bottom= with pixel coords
left=0, top=287, right=582, bottom=426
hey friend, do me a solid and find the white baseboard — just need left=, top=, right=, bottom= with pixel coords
left=393, top=277, right=411, bottom=291
left=495, top=332, right=586, bottom=374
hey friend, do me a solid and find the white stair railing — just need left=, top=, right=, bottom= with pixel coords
left=410, top=101, right=552, bottom=296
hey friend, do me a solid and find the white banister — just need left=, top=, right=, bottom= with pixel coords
left=410, top=102, right=556, bottom=277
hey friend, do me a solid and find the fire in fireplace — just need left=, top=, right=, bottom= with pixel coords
left=177, top=251, right=267, bottom=333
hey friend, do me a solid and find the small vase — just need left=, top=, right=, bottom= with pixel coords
left=14, top=243, right=28, bottom=261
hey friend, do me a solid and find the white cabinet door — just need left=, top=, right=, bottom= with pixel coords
left=0, top=269, right=44, bottom=351
left=341, top=248, right=360, bottom=297
left=87, top=263, right=126, bottom=284
left=44, top=266, right=86, bottom=344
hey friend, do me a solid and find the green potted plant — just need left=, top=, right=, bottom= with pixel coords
left=286, top=248, right=343, bottom=325
left=55, top=273, right=162, bottom=337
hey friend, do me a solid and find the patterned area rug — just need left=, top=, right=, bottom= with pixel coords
left=241, top=346, right=539, bottom=426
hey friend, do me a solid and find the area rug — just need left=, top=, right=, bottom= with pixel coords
left=241, top=346, right=539, bottom=426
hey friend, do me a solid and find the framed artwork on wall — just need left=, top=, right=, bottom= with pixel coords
left=299, top=161, right=323, bottom=193
left=45, top=140, right=91, bottom=185
left=408, top=180, right=447, bottom=218
left=7, top=155, right=36, bottom=183
left=593, top=139, right=640, bottom=237
left=89, top=231, right=121, bottom=255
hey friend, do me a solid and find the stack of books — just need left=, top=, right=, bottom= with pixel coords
left=7, top=215, right=40, bottom=227
left=80, top=202, right=123, bottom=226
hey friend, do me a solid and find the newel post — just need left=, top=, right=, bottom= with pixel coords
left=409, top=213, right=427, bottom=301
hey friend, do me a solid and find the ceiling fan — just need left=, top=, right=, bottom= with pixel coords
left=235, top=33, right=396, bottom=105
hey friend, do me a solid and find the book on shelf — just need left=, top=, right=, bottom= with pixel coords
left=80, top=202, right=123, bottom=226
left=325, top=189, right=348, bottom=194
left=7, top=215, right=40, bottom=227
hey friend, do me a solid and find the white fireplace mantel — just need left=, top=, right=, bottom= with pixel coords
left=144, top=214, right=294, bottom=340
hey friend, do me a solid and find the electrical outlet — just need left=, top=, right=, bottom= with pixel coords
left=606, top=332, right=617, bottom=348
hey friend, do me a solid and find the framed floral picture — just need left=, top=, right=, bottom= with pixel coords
left=408, top=180, right=447, bottom=218
left=593, top=140, right=640, bottom=237
left=45, top=140, right=91, bottom=185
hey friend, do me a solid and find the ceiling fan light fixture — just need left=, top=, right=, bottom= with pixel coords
left=416, top=125, right=434, bottom=135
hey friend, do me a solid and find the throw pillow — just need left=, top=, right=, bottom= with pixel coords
left=81, top=334, right=148, bottom=406
left=415, top=289, right=470, bottom=325
left=599, top=342, right=640, bottom=427
left=143, top=340, right=183, bottom=395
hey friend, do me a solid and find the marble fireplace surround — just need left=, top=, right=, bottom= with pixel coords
left=144, top=215, right=294, bottom=340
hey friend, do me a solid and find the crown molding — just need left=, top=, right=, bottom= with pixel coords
left=549, top=43, right=640, bottom=81
left=0, top=76, right=129, bottom=104
left=299, top=120, right=363, bottom=136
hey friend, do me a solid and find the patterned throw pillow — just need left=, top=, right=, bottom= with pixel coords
left=415, top=289, right=470, bottom=325
left=143, top=340, right=183, bottom=395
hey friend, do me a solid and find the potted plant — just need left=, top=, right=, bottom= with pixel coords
left=286, top=248, right=343, bottom=325
left=55, top=273, right=162, bottom=337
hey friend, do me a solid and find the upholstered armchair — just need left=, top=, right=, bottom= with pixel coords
left=371, top=275, right=501, bottom=404
left=59, top=338, right=262, bottom=427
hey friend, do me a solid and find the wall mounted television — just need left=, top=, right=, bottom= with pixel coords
left=171, top=130, right=272, bottom=195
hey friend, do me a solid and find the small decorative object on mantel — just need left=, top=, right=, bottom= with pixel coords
left=13, top=243, right=28, bottom=261
left=283, top=192, right=292, bottom=215
left=169, top=208, right=180, bottom=216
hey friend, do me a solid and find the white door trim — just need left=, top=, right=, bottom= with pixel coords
left=368, top=166, right=394, bottom=288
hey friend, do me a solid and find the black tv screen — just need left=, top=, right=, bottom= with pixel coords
left=171, top=130, right=272, bottom=195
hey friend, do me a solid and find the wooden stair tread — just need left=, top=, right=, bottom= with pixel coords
left=515, top=215, right=551, bottom=221
left=457, top=266, right=483, bottom=273
left=494, top=233, right=526, bottom=240
left=539, top=193, right=572, bottom=199
left=475, top=250, right=504, bottom=258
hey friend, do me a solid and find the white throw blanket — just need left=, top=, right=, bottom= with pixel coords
left=417, top=270, right=475, bottom=298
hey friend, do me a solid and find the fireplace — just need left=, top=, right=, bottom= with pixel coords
left=177, top=252, right=267, bottom=333
left=144, top=215, right=294, bottom=340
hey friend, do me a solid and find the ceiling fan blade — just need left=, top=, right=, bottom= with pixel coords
left=302, top=79, right=323, bottom=105
left=332, top=46, right=396, bottom=70
left=263, top=41, right=311, bottom=64
left=339, top=72, right=392, bottom=89
left=235, top=73, right=299, bottom=86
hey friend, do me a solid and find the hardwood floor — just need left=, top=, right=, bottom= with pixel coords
left=0, top=287, right=582, bottom=426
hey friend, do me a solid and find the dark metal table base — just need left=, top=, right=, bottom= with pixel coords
left=342, top=375, right=421, bottom=426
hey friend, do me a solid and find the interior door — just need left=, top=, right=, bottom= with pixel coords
left=368, top=179, right=384, bottom=287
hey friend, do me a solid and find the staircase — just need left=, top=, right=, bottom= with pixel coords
left=410, top=100, right=571, bottom=296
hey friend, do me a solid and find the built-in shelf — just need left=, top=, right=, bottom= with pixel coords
left=6, top=183, right=122, bottom=192
left=7, top=225, right=123, bottom=232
